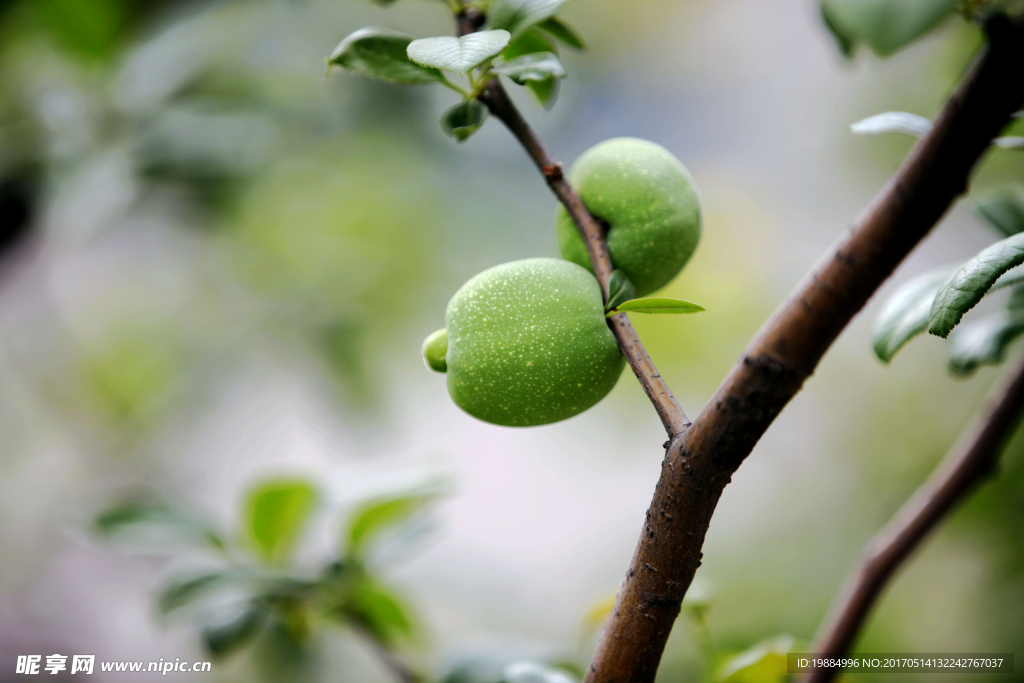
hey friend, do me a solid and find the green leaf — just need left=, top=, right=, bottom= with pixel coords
left=489, top=0, right=570, bottom=38
left=202, top=602, right=266, bottom=659
left=715, top=635, right=795, bottom=683
left=527, top=78, right=560, bottom=108
left=503, top=28, right=558, bottom=60
left=994, top=137, right=1024, bottom=149
left=93, top=500, right=224, bottom=551
left=819, top=0, right=957, bottom=57
left=607, top=297, right=705, bottom=316
left=245, top=480, right=318, bottom=565
left=503, top=661, right=578, bottom=683
left=872, top=268, right=955, bottom=362
left=328, top=27, right=446, bottom=84
left=441, top=99, right=490, bottom=142
left=929, top=233, right=1024, bottom=338
left=407, top=31, right=511, bottom=75
left=947, top=309, right=1024, bottom=376
left=850, top=111, right=931, bottom=137
left=493, top=52, right=566, bottom=84
left=537, top=17, right=586, bottom=49
left=344, top=581, right=415, bottom=647
left=347, top=491, right=439, bottom=558
left=976, top=188, right=1024, bottom=237
left=604, top=270, right=637, bottom=313
left=158, top=573, right=230, bottom=615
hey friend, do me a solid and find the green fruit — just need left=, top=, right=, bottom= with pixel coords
left=556, top=137, right=701, bottom=296
left=424, top=258, right=625, bottom=426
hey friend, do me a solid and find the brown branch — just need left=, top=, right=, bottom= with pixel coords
left=803, top=354, right=1024, bottom=683
left=582, top=14, right=1024, bottom=683
left=477, top=76, right=691, bottom=435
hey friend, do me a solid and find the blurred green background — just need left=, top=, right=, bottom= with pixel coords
left=0, top=0, right=1022, bottom=681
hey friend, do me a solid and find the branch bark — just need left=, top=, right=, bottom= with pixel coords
left=803, top=354, right=1024, bottom=683
left=477, top=76, right=691, bottom=436
left=582, top=15, right=1024, bottom=683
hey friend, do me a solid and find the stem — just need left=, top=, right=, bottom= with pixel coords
left=803, top=355, right=1024, bottom=683
left=583, top=13, right=1024, bottom=683
left=440, top=78, right=472, bottom=98
left=477, top=78, right=691, bottom=436
left=351, top=623, right=423, bottom=683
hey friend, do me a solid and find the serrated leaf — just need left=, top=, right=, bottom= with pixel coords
left=158, top=573, right=230, bottom=615
left=346, top=491, right=439, bottom=558
left=608, top=297, right=705, bottom=316
left=489, top=0, right=569, bottom=38
left=537, top=16, right=585, bottom=49
left=493, top=52, right=565, bottom=84
left=202, top=602, right=266, bottom=659
left=503, top=661, right=578, bottom=683
left=441, top=99, right=489, bottom=142
left=929, top=233, right=1024, bottom=338
left=407, top=31, right=511, bottom=75
left=947, top=310, right=1024, bottom=376
left=872, top=268, right=955, bottom=362
left=93, top=500, right=224, bottom=552
left=819, top=0, right=957, bottom=57
left=976, top=189, right=1024, bottom=237
left=503, top=28, right=557, bottom=60
left=327, top=27, right=445, bottom=84
left=604, top=270, right=637, bottom=312
left=992, top=264, right=1024, bottom=292
left=850, top=111, right=931, bottom=137
left=343, top=581, right=415, bottom=647
left=245, top=480, right=317, bottom=566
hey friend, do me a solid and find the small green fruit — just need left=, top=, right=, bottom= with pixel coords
left=556, top=137, right=701, bottom=296
left=425, top=258, right=625, bottom=427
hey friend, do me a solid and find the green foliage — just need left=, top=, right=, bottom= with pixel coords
left=328, top=28, right=446, bottom=84
left=537, top=17, right=586, bottom=50
left=488, top=0, right=571, bottom=39
left=407, top=31, right=511, bottom=75
left=872, top=268, right=956, bottom=362
left=442, top=99, right=490, bottom=141
left=492, top=52, right=565, bottom=85
left=93, top=500, right=224, bottom=551
left=607, top=297, right=705, bottom=316
left=604, top=270, right=637, bottom=313
left=202, top=602, right=267, bottom=659
left=820, top=0, right=958, bottom=57
left=947, top=308, right=1024, bottom=375
left=976, top=187, right=1024, bottom=237
left=32, top=0, right=130, bottom=60
left=714, top=635, right=795, bottom=683
left=929, top=232, right=1024, bottom=338
left=341, top=579, right=415, bottom=647
left=158, top=572, right=230, bottom=616
left=346, top=490, right=442, bottom=560
left=245, top=479, right=317, bottom=565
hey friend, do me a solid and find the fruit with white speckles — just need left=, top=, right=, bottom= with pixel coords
left=556, top=137, right=701, bottom=296
left=423, top=258, right=625, bottom=426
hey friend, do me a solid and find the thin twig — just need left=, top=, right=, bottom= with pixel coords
left=351, top=623, right=422, bottom=683
left=804, top=354, right=1024, bottom=683
left=581, top=14, right=1024, bottom=683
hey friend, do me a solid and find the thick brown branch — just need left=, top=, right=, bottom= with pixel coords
left=585, top=14, right=1024, bottom=683
left=478, top=78, right=690, bottom=436
left=804, top=354, right=1024, bottom=683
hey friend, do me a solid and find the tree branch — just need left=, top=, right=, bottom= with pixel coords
left=803, top=353, right=1024, bottom=683
left=581, top=14, right=1024, bottom=683
left=477, top=75, right=690, bottom=435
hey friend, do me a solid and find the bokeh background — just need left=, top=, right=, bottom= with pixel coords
left=1, top=0, right=1022, bottom=681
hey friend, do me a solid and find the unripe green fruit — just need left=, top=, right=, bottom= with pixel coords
left=556, top=137, right=701, bottom=296
left=424, top=258, right=625, bottom=426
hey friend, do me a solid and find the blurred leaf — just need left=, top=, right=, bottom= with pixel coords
left=33, top=0, right=130, bottom=60
left=344, top=581, right=415, bottom=647
left=245, top=480, right=318, bottom=565
left=873, top=268, right=955, bottom=362
left=493, top=52, right=565, bottom=84
left=202, top=602, right=266, bottom=659
left=947, top=309, right=1024, bottom=376
left=489, top=0, right=569, bottom=39
left=527, top=78, right=560, bottom=109
left=537, top=17, right=586, bottom=49
left=929, top=233, right=1024, bottom=338
left=328, top=27, right=446, bottom=84
left=604, top=270, right=637, bottom=313
left=993, top=137, right=1024, bottom=149
left=503, top=29, right=558, bottom=60
left=977, top=188, right=1024, bottom=237
left=407, top=32, right=511, bottom=75
left=347, top=491, right=439, bottom=559
left=819, top=0, right=957, bottom=57
left=582, top=593, right=616, bottom=639
left=158, top=572, right=230, bottom=615
left=503, top=661, right=578, bottom=683
left=608, top=297, right=705, bottom=316
left=441, top=99, right=490, bottom=142
left=94, top=500, right=224, bottom=551
left=83, top=331, right=181, bottom=428
left=715, top=635, right=794, bottom=683
left=850, top=111, right=932, bottom=137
